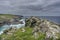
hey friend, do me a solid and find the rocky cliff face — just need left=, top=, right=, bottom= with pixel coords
left=26, top=16, right=60, bottom=40
left=0, top=14, right=23, bottom=26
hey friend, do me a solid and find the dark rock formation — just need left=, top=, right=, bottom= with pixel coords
left=25, top=16, right=60, bottom=40
left=0, top=14, right=24, bottom=26
left=0, top=21, right=5, bottom=26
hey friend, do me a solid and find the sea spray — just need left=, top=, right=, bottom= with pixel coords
left=0, top=19, right=25, bottom=35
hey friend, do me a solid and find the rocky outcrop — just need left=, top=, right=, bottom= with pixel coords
left=0, top=21, right=5, bottom=26
left=25, top=16, right=60, bottom=40
left=3, top=27, right=17, bottom=35
left=0, top=14, right=24, bottom=26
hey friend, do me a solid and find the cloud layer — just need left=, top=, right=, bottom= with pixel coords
left=0, top=0, right=60, bottom=16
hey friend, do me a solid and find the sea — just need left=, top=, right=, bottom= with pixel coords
left=25, top=16, right=60, bottom=24
left=0, top=19, right=25, bottom=35
left=0, top=16, right=60, bottom=35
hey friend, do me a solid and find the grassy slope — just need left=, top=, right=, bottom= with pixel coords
left=0, top=15, right=60, bottom=40
left=0, top=27, right=46, bottom=40
left=0, top=14, right=14, bottom=20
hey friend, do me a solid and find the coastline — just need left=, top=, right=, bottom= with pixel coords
left=0, top=19, right=25, bottom=35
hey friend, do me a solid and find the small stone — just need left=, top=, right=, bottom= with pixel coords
left=22, top=28, right=25, bottom=32
left=33, top=32, right=39, bottom=39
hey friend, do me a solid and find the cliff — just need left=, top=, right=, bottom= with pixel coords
left=25, top=16, right=60, bottom=40
left=0, top=16, right=60, bottom=40
left=0, top=14, right=23, bottom=26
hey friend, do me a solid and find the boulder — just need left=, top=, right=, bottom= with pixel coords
left=26, top=16, right=60, bottom=39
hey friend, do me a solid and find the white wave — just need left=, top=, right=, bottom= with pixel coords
left=0, top=19, right=25, bottom=35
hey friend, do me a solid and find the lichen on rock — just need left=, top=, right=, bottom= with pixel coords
left=25, top=16, right=60, bottom=40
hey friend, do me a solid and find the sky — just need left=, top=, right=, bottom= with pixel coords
left=0, top=0, right=60, bottom=16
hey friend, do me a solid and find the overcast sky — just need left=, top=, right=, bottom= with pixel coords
left=0, top=0, right=60, bottom=16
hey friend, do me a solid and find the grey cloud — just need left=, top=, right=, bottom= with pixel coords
left=0, top=0, right=60, bottom=16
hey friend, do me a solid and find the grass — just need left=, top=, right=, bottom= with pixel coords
left=0, top=14, right=14, bottom=20
left=0, top=27, right=46, bottom=40
left=0, top=27, right=60, bottom=40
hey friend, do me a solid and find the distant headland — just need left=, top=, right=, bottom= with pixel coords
left=0, top=14, right=23, bottom=26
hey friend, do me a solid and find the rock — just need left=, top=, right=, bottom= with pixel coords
left=3, top=30, right=9, bottom=34
left=26, top=16, right=60, bottom=39
left=0, top=21, right=4, bottom=26
left=3, top=27, right=17, bottom=35
left=21, top=28, right=25, bottom=32
left=33, top=32, right=39, bottom=39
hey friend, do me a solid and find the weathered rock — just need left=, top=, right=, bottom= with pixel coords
left=0, top=21, right=4, bottom=26
left=21, top=28, right=26, bottom=32
left=26, top=16, right=60, bottom=39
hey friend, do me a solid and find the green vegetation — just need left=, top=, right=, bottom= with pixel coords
left=0, top=14, right=14, bottom=20
left=1, top=27, right=60, bottom=40
left=0, top=16, right=60, bottom=40
left=0, top=27, right=46, bottom=40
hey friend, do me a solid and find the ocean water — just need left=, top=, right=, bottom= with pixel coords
left=0, top=19, right=25, bottom=35
left=39, top=16, right=60, bottom=24
left=0, top=25, right=10, bottom=34
left=0, top=16, right=60, bottom=35
left=25, top=16, right=60, bottom=24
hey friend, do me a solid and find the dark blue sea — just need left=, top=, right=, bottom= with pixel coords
left=39, top=16, right=60, bottom=24
left=25, top=16, right=60, bottom=24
